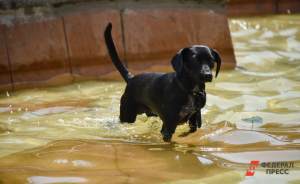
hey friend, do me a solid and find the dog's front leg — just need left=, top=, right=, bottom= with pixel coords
left=196, top=111, right=202, bottom=128
left=188, top=111, right=202, bottom=132
left=160, top=121, right=177, bottom=142
left=188, top=113, right=198, bottom=133
left=183, top=111, right=202, bottom=136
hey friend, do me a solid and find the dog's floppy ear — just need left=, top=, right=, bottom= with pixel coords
left=210, top=49, right=222, bottom=78
left=171, top=48, right=189, bottom=74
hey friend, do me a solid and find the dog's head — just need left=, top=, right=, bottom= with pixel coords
left=171, top=45, right=221, bottom=83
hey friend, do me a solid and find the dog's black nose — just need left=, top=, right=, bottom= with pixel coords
left=201, top=65, right=212, bottom=82
left=204, top=74, right=212, bottom=82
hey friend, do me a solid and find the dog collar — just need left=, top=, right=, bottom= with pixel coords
left=175, top=77, right=205, bottom=97
left=192, top=86, right=205, bottom=97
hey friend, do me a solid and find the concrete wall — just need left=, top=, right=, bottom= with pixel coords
left=0, top=25, right=12, bottom=91
left=0, top=1, right=236, bottom=91
left=227, top=0, right=300, bottom=16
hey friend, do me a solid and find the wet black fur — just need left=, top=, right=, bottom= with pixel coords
left=104, top=23, right=221, bottom=142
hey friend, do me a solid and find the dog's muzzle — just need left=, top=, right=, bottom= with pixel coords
left=201, top=65, right=213, bottom=82
left=196, top=73, right=212, bottom=83
left=203, top=74, right=212, bottom=82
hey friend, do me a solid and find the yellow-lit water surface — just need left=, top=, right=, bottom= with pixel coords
left=0, top=15, right=300, bottom=183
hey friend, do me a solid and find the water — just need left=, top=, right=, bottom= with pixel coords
left=0, top=15, right=300, bottom=183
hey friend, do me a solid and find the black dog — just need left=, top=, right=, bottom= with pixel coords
left=104, top=23, right=221, bottom=142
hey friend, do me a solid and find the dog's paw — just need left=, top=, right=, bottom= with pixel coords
left=163, top=137, right=172, bottom=142
left=162, top=134, right=172, bottom=142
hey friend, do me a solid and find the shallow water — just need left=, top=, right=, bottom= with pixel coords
left=0, top=15, right=300, bottom=183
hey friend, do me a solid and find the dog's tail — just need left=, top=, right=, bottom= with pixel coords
left=104, top=23, right=133, bottom=83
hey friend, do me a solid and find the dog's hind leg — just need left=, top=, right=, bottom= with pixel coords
left=119, top=94, right=137, bottom=123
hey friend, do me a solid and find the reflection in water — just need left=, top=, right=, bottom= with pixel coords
left=0, top=140, right=236, bottom=184
left=212, top=150, right=300, bottom=163
left=0, top=15, right=300, bottom=183
left=28, top=176, right=88, bottom=184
